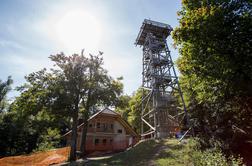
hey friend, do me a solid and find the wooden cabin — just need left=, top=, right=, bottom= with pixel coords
left=63, top=108, right=139, bottom=155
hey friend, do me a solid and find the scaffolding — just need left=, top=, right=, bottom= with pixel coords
left=135, top=19, right=188, bottom=138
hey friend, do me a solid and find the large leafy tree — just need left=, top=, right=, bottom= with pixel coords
left=48, top=53, right=89, bottom=161
left=173, top=0, right=252, bottom=151
left=49, top=51, right=123, bottom=160
left=76, top=53, right=123, bottom=156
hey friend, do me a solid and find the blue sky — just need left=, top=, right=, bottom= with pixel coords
left=0, top=0, right=182, bottom=99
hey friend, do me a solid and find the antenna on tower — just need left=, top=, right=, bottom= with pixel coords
left=135, top=19, right=188, bottom=139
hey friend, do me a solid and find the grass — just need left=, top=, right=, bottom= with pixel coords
left=154, top=139, right=193, bottom=166
left=86, top=139, right=161, bottom=166
left=87, top=139, right=193, bottom=166
left=85, top=138, right=244, bottom=166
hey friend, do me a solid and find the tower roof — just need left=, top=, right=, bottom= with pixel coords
left=135, top=19, right=173, bottom=46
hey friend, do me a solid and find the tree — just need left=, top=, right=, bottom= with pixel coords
left=0, top=76, right=13, bottom=112
left=173, top=0, right=252, bottom=151
left=115, top=95, right=132, bottom=121
left=0, top=70, right=68, bottom=156
left=78, top=54, right=123, bottom=156
left=49, top=51, right=123, bottom=160
left=127, top=89, right=143, bottom=134
left=117, top=88, right=150, bottom=134
left=48, top=53, right=89, bottom=161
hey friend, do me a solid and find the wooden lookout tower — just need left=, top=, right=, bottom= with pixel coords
left=135, top=19, right=188, bottom=138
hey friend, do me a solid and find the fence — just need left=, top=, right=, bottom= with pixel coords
left=0, top=147, right=70, bottom=166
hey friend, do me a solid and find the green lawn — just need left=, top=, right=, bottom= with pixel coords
left=86, top=139, right=192, bottom=166
left=154, top=139, right=193, bottom=166
left=86, top=138, right=244, bottom=166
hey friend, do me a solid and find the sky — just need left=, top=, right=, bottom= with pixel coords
left=0, top=0, right=182, bottom=99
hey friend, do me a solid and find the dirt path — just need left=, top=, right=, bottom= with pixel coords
left=148, top=140, right=167, bottom=166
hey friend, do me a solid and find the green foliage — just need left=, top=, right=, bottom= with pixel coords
left=192, top=150, right=244, bottom=166
left=0, top=87, right=69, bottom=156
left=0, top=76, right=13, bottom=112
left=127, top=89, right=143, bottom=134
left=35, top=128, right=61, bottom=152
left=189, top=139, right=244, bottom=166
left=155, top=139, right=244, bottom=166
left=173, top=0, right=252, bottom=151
left=115, top=95, right=131, bottom=121
left=114, top=88, right=150, bottom=134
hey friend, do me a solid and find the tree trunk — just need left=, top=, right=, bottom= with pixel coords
left=80, top=88, right=92, bottom=157
left=80, top=110, right=89, bottom=156
left=69, top=110, right=78, bottom=161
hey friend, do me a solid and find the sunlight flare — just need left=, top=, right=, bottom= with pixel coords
left=56, top=11, right=101, bottom=53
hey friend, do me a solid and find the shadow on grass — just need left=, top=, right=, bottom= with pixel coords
left=157, top=150, right=175, bottom=159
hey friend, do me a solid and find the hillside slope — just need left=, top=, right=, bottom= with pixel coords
left=86, top=139, right=193, bottom=166
left=87, top=138, right=244, bottom=166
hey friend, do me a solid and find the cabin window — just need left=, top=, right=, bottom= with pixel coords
left=103, top=139, right=107, bottom=145
left=95, top=139, right=99, bottom=145
left=89, top=124, right=92, bottom=128
left=97, top=122, right=100, bottom=128
left=110, top=124, right=114, bottom=129
left=103, top=123, right=107, bottom=130
left=117, top=129, right=122, bottom=133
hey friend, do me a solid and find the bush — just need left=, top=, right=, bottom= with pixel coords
left=192, top=150, right=244, bottom=166
left=35, top=128, right=61, bottom=152
left=189, top=139, right=244, bottom=166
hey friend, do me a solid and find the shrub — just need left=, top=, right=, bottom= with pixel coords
left=189, top=139, right=244, bottom=166
left=35, top=128, right=61, bottom=152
